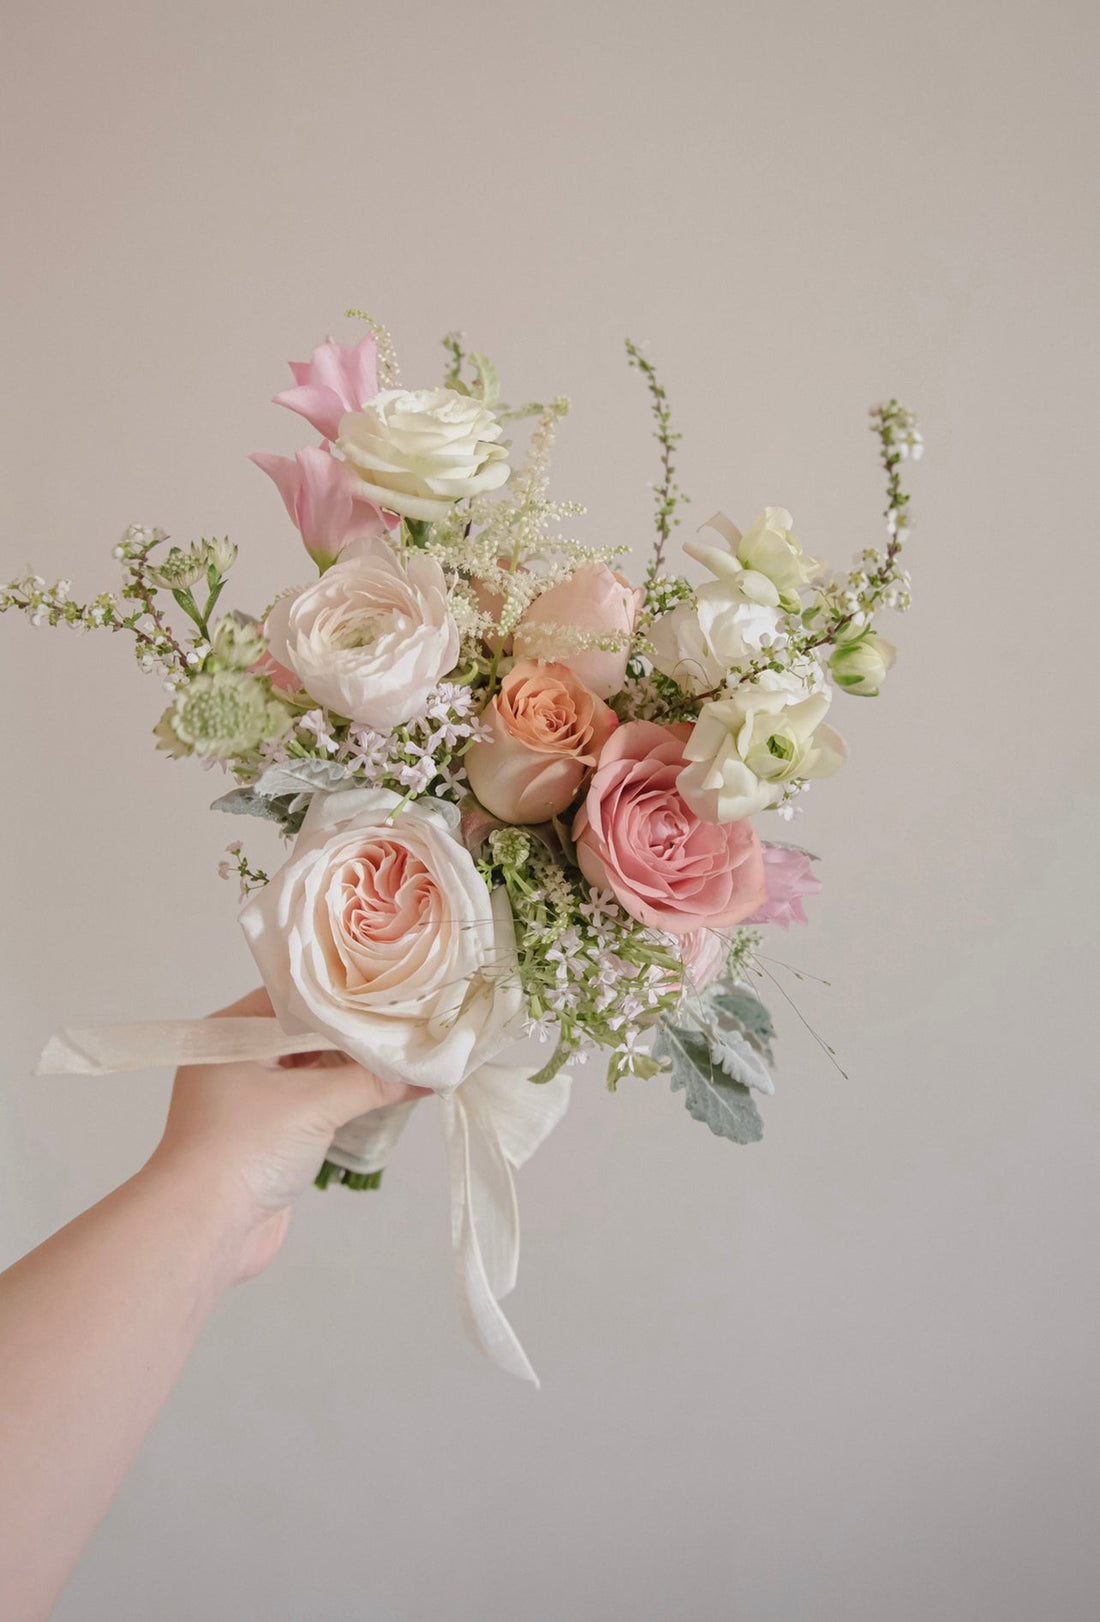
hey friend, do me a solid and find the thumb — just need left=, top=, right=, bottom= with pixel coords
left=299, top=1058, right=433, bottom=1129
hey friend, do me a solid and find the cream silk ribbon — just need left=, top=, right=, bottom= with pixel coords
left=36, top=1019, right=570, bottom=1386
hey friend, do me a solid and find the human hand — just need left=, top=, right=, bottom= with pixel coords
left=148, top=987, right=428, bottom=1282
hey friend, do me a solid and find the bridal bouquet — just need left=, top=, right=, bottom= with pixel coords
left=3, top=313, right=921, bottom=1381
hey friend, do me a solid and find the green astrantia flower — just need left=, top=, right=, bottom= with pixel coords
left=145, top=544, right=209, bottom=591
left=155, top=670, right=290, bottom=760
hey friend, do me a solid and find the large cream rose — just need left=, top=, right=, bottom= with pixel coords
left=239, top=788, right=522, bottom=1094
left=677, top=671, right=847, bottom=822
left=336, top=388, right=510, bottom=521
left=263, top=540, right=459, bottom=730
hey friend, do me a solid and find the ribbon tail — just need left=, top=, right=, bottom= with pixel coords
left=35, top=1017, right=338, bottom=1076
left=442, top=1091, right=539, bottom=1387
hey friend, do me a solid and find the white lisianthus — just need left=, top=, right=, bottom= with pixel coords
left=239, top=787, right=523, bottom=1093
left=689, top=510, right=821, bottom=614
left=678, top=671, right=847, bottom=822
left=336, top=388, right=510, bottom=521
left=829, top=628, right=897, bottom=696
left=264, top=539, right=459, bottom=731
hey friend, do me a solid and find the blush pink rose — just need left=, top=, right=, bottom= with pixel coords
left=273, top=333, right=380, bottom=441
left=513, top=565, right=645, bottom=699
left=746, top=843, right=822, bottom=928
left=573, top=720, right=767, bottom=935
left=250, top=447, right=397, bottom=568
left=465, top=661, right=618, bottom=824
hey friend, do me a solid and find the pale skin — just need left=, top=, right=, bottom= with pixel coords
left=0, top=988, right=426, bottom=1622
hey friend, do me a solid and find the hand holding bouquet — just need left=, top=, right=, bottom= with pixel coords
left=3, top=314, right=921, bottom=1380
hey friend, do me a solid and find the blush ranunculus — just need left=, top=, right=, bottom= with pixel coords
left=239, top=787, right=523, bottom=1093
left=746, top=843, right=822, bottom=928
left=263, top=539, right=459, bottom=731
left=464, top=661, right=618, bottom=824
left=274, top=333, right=380, bottom=441
left=250, top=447, right=397, bottom=569
left=512, top=565, right=645, bottom=699
left=573, top=719, right=767, bottom=935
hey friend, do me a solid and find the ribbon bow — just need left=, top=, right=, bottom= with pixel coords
left=37, top=1020, right=571, bottom=1385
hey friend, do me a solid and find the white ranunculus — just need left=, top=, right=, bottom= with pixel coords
left=648, top=575, right=782, bottom=694
left=336, top=388, right=510, bottom=521
left=264, top=540, right=459, bottom=730
left=239, top=788, right=523, bottom=1094
left=695, top=573, right=784, bottom=665
left=677, top=671, right=847, bottom=822
left=647, top=601, right=726, bottom=694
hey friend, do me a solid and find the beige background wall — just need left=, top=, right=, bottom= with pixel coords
left=2, top=2, right=1098, bottom=1618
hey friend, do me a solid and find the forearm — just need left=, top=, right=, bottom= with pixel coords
left=0, top=1156, right=246, bottom=1622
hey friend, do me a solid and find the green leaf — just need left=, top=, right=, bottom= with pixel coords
left=468, top=352, right=500, bottom=406
left=654, top=1020, right=764, bottom=1145
left=705, top=983, right=776, bottom=1064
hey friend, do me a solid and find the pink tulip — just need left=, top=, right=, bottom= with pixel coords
left=746, top=843, right=822, bottom=928
left=273, top=333, right=380, bottom=441
left=250, top=446, right=395, bottom=568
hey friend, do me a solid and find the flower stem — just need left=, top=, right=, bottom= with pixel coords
left=314, top=1159, right=384, bottom=1191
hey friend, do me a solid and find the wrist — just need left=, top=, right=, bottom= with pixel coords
left=138, top=1146, right=276, bottom=1294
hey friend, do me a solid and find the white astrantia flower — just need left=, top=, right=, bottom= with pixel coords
left=678, top=670, right=847, bottom=823
left=264, top=539, right=459, bottom=731
left=336, top=387, right=510, bottom=521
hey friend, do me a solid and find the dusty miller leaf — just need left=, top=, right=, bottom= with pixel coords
left=654, top=1020, right=764, bottom=1146
left=705, top=983, right=776, bottom=1065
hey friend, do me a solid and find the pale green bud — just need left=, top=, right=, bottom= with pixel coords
left=830, top=629, right=896, bottom=696
left=204, top=536, right=238, bottom=576
left=210, top=613, right=265, bottom=670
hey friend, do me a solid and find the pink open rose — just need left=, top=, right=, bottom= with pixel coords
left=746, top=843, right=821, bottom=928
left=250, top=447, right=396, bottom=568
left=573, top=720, right=767, bottom=935
left=465, top=661, right=618, bottom=824
left=274, top=333, right=380, bottom=441
left=513, top=565, right=644, bottom=699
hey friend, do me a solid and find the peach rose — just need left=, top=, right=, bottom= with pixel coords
left=512, top=565, right=644, bottom=699
left=573, top=720, right=767, bottom=935
left=465, top=660, right=618, bottom=824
